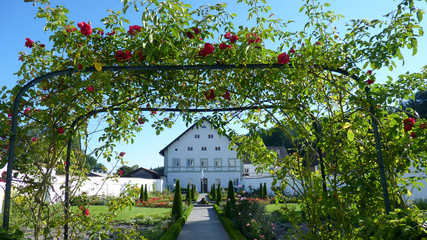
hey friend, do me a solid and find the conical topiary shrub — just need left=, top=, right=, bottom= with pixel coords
left=263, top=182, right=268, bottom=199
left=216, top=184, right=222, bottom=205
left=225, top=180, right=236, bottom=217
left=186, top=184, right=191, bottom=205
left=259, top=183, right=263, bottom=199
left=211, top=184, right=216, bottom=200
left=139, top=184, right=144, bottom=201
left=144, top=184, right=148, bottom=201
left=172, top=179, right=183, bottom=220
left=191, top=184, right=195, bottom=200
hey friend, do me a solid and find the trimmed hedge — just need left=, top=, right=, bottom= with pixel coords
left=160, top=204, right=194, bottom=240
left=213, top=204, right=246, bottom=240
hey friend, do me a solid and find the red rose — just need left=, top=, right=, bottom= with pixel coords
left=87, top=86, right=94, bottom=92
left=230, top=35, right=238, bottom=44
left=222, top=91, right=230, bottom=100
left=119, top=170, right=124, bottom=176
left=138, top=118, right=145, bottom=124
left=85, top=208, right=90, bottom=216
left=410, top=132, right=417, bottom=138
left=199, top=49, right=207, bottom=57
left=366, top=79, right=374, bottom=85
left=115, top=50, right=132, bottom=62
left=219, top=43, right=231, bottom=50
left=77, top=22, right=92, bottom=36
left=277, top=52, right=290, bottom=64
left=24, top=107, right=31, bottom=115
left=224, top=32, right=231, bottom=39
left=367, top=70, right=373, bottom=75
left=119, top=152, right=126, bottom=157
left=78, top=64, right=83, bottom=70
left=66, top=26, right=77, bottom=33
left=289, top=48, right=295, bottom=54
left=204, top=43, right=214, bottom=55
left=107, top=30, right=116, bottom=36
left=421, top=123, right=426, bottom=129
left=151, top=110, right=157, bottom=115
left=32, top=137, right=37, bottom=142
left=186, top=27, right=200, bottom=39
left=0, top=171, right=6, bottom=183
left=128, top=25, right=142, bottom=35
left=40, top=44, right=45, bottom=48
left=204, top=89, right=215, bottom=100
left=403, top=117, right=416, bottom=132
left=57, top=127, right=64, bottom=134
left=98, top=30, right=104, bottom=36
left=315, top=41, right=322, bottom=46
left=247, top=33, right=260, bottom=44
left=25, top=38, right=34, bottom=48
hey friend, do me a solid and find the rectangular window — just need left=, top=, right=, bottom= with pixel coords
left=228, top=158, right=236, bottom=166
left=201, top=147, right=207, bottom=151
left=215, top=146, right=220, bottom=151
left=244, top=168, right=249, bottom=173
left=195, top=134, right=200, bottom=138
left=188, top=147, right=193, bottom=151
left=233, top=178, right=239, bottom=186
left=187, top=158, right=194, bottom=167
left=172, top=159, right=180, bottom=167
left=216, top=178, right=221, bottom=185
left=208, top=134, right=214, bottom=138
left=200, top=158, right=208, bottom=167
left=214, top=158, right=222, bottom=167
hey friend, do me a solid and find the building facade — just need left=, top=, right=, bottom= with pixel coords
left=160, top=119, right=242, bottom=193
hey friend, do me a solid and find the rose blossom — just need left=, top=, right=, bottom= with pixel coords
left=277, top=52, right=290, bottom=64
left=128, top=25, right=142, bottom=35
left=57, top=127, right=65, bottom=134
left=224, top=32, right=231, bottom=39
left=222, top=91, right=230, bottom=100
left=219, top=43, right=231, bottom=50
left=186, top=27, right=200, bottom=39
left=204, top=89, right=215, bottom=100
left=25, top=38, right=34, bottom=48
left=77, top=22, right=92, bottom=36
left=119, top=152, right=126, bottom=157
left=87, top=86, right=94, bottom=92
left=230, top=35, right=238, bottom=43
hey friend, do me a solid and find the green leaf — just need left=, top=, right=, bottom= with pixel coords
left=347, top=129, right=354, bottom=142
left=417, top=10, right=423, bottom=22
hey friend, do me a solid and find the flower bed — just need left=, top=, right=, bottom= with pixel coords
left=135, top=197, right=173, bottom=208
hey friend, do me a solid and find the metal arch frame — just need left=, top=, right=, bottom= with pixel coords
left=2, top=63, right=391, bottom=236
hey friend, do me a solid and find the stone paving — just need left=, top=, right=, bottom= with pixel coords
left=177, top=193, right=230, bottom=240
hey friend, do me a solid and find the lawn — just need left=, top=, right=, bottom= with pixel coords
left=265, top=203, right=302, bottom=223
left=82, top=206, right=171, bottom=221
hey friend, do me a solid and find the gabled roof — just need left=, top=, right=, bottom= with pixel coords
left=127, top=167, right=165, bottom=177
left=159, top=117, right=232, bottom=156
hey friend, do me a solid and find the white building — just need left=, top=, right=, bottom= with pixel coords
left=160, top=118, right=242, bottom=193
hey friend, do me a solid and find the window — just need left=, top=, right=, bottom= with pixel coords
left=187, top=158, right=194, bottom=167
left=200, top=158, right=208, bottom=167
left=188, top=178, right=193, bottom=185
left=244, top=168, right=249, bottom=173
left=188, top=147, right=193, bottom=151
left=233, top=178, right=239, bottom=186
left=216, top=178, right=221, bottom=185
left=215, top=146, right=221, bottom=151
left=195, top=134, right=200, bottom=138
left=228, top=158, right=236, bottom=166
left=214, top=158, right=222, bottom=167
left=173, top=179, right=177, bottom=183
left=208, top=134, right=213, bottom=138
left=172, top=159, right=180, bottom=167
left=201, top=147, right=207, bottom=151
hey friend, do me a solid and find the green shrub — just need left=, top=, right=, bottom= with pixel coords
left=213, top=204, right=246, bottom=240
left=216, top=184, right=222, bottom=205
left=185, top=184, right=191, bottom=205
left=259, top=183, right=263, bottom=199
left=413, top=198, right=427, bottom=210
left=144, top=184, right=148, bottom=201
left=225, top=180, right=236, bottom=217
left=139, top=184, right=144, bottom=201
left=159, top=205, right=193, bottom=240
left=171, top=180, right=183, bottom=220
left=263, top=183, right=267, bottom=199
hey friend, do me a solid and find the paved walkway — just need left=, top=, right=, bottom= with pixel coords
left=177, top=193, right=230, bottom=240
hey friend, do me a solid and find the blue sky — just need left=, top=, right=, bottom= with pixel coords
left=1, top=0, right=426, bottom=172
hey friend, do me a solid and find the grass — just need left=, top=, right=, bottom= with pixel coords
left=265, top=203, right=302, bottom=223
left=80, top=206, right=171, bottom=221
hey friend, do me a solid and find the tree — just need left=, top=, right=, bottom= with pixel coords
left=263, top=182, right=267, bottom=199
left=404, top=89, right=427, bottom=119
left=144, top=184, right=148, bottom=201
left=139, top=184, right=144, bottom=201
left=216, top=184, right=222, bottom=206
left=171, top=179, right=183, bottom=220
left=186, top=184, right=191, bottom=205
left=211, top=184, right=216, bottom=200
left=259, top=183, right=263, bottom=199
left=258, top=127, right=298, bottom=153
left=225, top=180, right=236, bottom=217
left=191, top=184, right=195, bottom=201
left=152, top=166, right=164, bottom=175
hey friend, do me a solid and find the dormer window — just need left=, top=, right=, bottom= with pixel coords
left=201, top=147, right=207, bottom=151
left=195, top=134, right=200, bottom=138
left=208, top=134, right=213, bottom=138
left=188, top=147, right=193, bottom=151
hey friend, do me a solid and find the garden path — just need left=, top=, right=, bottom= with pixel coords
left=177, top=193, right=230, bottom=240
